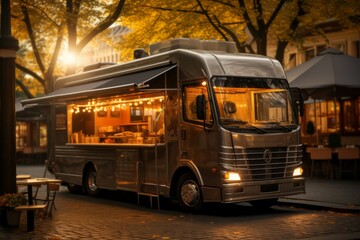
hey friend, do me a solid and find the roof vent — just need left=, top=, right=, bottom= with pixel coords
left=150, top=38, right=237, bottom=55
left=134, top=48, right=149, bottom=59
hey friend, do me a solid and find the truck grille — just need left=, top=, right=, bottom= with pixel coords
left=219, top=145, right=303, bottom=181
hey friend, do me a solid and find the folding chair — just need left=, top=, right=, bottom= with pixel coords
left=308, top=147, right=332, bottom=178
left=337, top=147, right=359, bottom=179
left=43, top=182, right=61, bottom=219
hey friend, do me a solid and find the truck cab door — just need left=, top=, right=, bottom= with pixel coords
left=180, top=81, right=218, bottom=184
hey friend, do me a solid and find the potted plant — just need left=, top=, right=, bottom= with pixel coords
left=306, top=121, right=315, bottom=145
left=0, top=193, right=27, bottom=227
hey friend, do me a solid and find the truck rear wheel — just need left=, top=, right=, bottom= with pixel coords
left=84, top=166, right=100, bottom=197
left=177, top=172, right=203, bottom=212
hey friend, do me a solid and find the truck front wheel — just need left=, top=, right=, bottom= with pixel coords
left=177, top=172, right=203, bottom=212
left=84, top=166, right=100, bottom=197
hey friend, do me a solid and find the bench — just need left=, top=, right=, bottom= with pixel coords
left=15, top=204, right=47, bottom=232
left=15, top=204, right=47, bottom=211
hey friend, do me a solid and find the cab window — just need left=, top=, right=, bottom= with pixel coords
left=183, top=81, right=213, bottom=125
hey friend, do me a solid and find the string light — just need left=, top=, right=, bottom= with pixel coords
left=69, top=96, right=164, bottom=114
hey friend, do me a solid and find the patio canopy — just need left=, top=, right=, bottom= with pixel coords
left=287, top=48, right=360, bottom=100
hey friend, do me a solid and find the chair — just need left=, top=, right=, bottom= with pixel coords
left=337, top=147, right=359, bottom=179
left=308, top=147, right=332, bottom=178
left=43, top=182, right=61, bottom=219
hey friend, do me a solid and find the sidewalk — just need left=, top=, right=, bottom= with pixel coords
left=16, top=164, right=360, bottom=213
left=279, top=178, right=360, bottom=213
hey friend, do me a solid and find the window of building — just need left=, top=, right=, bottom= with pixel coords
left=39, top=123, right=47, bottom=147
left=303, top=97, right=360, bottom=136
left=304, top=100, right=340, bottom=134
left=342, top=98, right=360, bottom=134
left=305, top=47, right=315, bottom=61
left=288, top=53, right=297, bottom=69
left=351, top=41, right=360, bottom=58
left=16, top=122, right=28, bottom=151
left=332, top=41, right=347, bottom=53
left=316, top=44, right=327, bottom=55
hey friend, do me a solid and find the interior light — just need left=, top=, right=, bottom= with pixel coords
left=293, top=167, right=303, bottom=177
left=201, top=81, right=207, bottom=86
left=224, top=172, right=241, bottom=181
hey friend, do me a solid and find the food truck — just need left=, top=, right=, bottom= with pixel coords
left=22, top=38, right=305, bottom=211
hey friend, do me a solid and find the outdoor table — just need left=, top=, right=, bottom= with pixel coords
left=16, top=178, right=48, bottom=232
left=16, top=174, right=32, bottom=180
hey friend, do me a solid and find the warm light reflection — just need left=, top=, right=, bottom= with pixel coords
left=69, top=96, right=164, bottom=114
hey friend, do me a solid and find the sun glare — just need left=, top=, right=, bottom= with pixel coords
left=63, top=52, right=76, bottom=65
left=59, top=51, right=77, bottom=65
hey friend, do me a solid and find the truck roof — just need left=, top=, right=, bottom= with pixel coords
left=54, top=48, right=285, bottom=90
left=22, top=39, right=286, bottom=106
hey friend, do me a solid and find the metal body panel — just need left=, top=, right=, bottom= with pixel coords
left=54, top=144, right=167, bottom=193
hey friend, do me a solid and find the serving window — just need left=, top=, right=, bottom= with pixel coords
left=67, top=92, right=165, bottom=144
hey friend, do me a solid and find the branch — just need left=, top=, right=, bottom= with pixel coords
left=274, top=0, right=307, bottom=63
left=77, top=0, right=126, bottom=52
left=265, top=0, right=286, bottom=28
left=254, top=0, right=266, bottom=32
left=210, top=0, right=236, bottom=8
left=45, top=24, right=64, bottom=93
left=16, top=79, right=34, bottom=99
left=66, top=0, right=81, bottom=49
left=22, top=0, right=62, bottom=27
left=21, top=5, right=45, bottom=74
left=238, top=0, right=257, bottom=38
left=195, top=0, right=229, bottom=41
left=16, top=63, right=45, bottom=88
left=142, top=5, right=203, bottom=14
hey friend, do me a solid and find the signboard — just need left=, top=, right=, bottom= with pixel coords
left=56, top=113, right=67, bottom=131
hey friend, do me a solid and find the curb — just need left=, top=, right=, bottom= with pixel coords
left=277, top=198, right=360, bottom=214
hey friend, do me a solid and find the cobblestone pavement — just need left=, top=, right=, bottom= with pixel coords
left=1, top=165, right=359, bottom=239
left=1, top=188, right=360, bottom=239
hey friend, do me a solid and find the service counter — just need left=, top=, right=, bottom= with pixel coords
left=65, top=143, right=165, bottom=147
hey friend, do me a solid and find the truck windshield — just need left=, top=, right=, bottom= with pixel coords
left=212, top=76, right=297, bottom=133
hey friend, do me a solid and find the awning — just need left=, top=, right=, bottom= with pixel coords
left=22, top=64, right=176, bottom=106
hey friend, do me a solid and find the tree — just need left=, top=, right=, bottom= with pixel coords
left=119, top=0, right=360, bottom=63
left=12, top=0, right=126, bottom=97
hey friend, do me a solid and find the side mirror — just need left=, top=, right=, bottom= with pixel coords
left=196, top=94, right=206, bottom=120
left=290, top=87, right=304, bottom=118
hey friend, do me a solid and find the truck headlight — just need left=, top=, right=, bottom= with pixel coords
left=224, top=172, right=241, bottom=181
left=293, top=167, right=303, bottom=176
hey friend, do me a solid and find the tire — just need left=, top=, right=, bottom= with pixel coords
left=250, top=198, right=278, bottom=209
left=177, top=172, right=203, bottom=212
left=67, top=183, right=82, bottom=194
left=84, top=166, right=100, bottom=197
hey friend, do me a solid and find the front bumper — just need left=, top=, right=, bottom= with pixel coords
left=201, top=177, right=305, bottom=203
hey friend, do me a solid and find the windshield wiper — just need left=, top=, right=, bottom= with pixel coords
left=266, top=122, right=293, bottom=132
left=221, top=118, right=248, bottom=124
left=239, top=122, right=267, bottom=134
left=221, top=118, right=267, bottom=134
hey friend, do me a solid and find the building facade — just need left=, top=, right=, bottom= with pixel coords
left=276, top=22, right=360, bottom=146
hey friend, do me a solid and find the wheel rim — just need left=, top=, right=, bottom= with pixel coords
left=181, top=180, right=200, bottom=207
left=87, top=171, right=97, bottom=192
